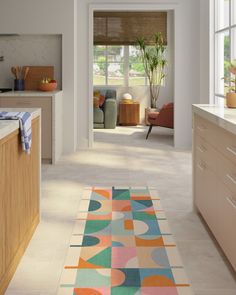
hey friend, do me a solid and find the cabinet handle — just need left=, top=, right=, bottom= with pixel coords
left=226, top=146, right=236, bottom=157
left=197, top=163, right=205, bottom=171
left=197, top=145, right=206, bottom=153
left=226, top=196, right=236, bottom=209
left=226, top=174, right=236, bottom=185
left=197, top=125, right=207, bottom=132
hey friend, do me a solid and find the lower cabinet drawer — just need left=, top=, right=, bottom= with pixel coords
left=194, top=160, right=219, bottom=237
left=216, top=152, right=236, bottom=194
left=194, top=134, right=217, bottom=173
left=217, top=183, right=236, bottom=270
left=217, top=128, right=236, bottom=165
left=194, top=114, right=218, bottom=146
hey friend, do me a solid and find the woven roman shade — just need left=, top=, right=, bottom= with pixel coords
left=94, top=11, right=167, bottom=46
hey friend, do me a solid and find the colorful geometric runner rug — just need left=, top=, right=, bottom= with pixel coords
left=58, top=187, right=193, bottom=295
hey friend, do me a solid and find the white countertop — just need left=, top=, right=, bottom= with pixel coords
left=0, top=90, right=62, bottom=97
left=0, top=108, right=41, bottom=140
left=193, top=104, right=236, bottom=135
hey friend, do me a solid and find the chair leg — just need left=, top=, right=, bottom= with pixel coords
left=146, top=125, right=153, bottom=139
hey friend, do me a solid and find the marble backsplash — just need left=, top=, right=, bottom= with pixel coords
left=0, top=34, right=62, bottom=89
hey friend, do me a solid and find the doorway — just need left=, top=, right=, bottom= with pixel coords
left=88, top=3, right=178, bottom=148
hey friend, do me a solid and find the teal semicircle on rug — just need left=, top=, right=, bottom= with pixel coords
left=112, top=241, right=124, bottom=247
left=88, top=200, right=102, bottom=211
left=82, top=236, right=100, bottom=247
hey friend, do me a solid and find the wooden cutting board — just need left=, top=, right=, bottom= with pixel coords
left=24, top=66, right=54, bottom=90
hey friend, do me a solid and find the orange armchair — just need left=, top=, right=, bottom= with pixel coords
left=146, top=103, right=174, bottom=139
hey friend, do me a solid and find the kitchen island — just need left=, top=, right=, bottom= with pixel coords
left=193, top=104, right=236, bottom=272
left=0, top=108, right=41, bottom=295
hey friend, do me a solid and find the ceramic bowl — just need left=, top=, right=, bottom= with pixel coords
left=39, top=82, right=57, bottom=92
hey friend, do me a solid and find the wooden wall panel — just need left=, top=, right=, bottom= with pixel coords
left=0, top=144, right=5, bottom=279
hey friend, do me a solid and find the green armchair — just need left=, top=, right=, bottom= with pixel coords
left=93, top=89, right=117, bottom=129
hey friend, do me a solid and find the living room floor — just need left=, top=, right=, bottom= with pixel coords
left=6, top=126, right=236, bottom=295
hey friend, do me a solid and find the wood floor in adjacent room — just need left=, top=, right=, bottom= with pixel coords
left=5, top=126, right=236, bottom=295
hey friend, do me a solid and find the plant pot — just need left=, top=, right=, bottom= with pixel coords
left=226, top=93, right=236, bottom=108
left=145, top=107, right=159, bottom=126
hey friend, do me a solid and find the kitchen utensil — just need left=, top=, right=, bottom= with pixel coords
left=16, top=66, right=22, bottom=79
left=23, top=67, right=29, bottom=80
left=11, top=67, right=17, bottom=79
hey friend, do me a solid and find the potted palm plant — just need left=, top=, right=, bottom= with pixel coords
left=224, top=59, right=236, bottom=108
left=137, top=32, right=167, bottom=123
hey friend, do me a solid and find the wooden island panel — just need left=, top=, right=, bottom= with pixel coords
left=0, top=144, right=5, bottom=280
left=0, top=117, right=40, bottom=295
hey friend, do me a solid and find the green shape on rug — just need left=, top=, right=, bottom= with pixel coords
left=74, top=269, right=110, bottom=287
left=112, top=188, right=130, bottom=200
left=111, top=287, right=140, bottom=295
left=87, top=247, right=111, bottom=268
left=84, top=220, right=111, bottom=234
left=132, top=211, right=156, bottom=221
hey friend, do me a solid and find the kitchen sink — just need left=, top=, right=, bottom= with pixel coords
left=0, top=88, right=12, bottom=93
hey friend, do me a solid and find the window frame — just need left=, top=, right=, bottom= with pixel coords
left=214, top=0, right=236, bottom=101
left=93, top=45, right=148, bottom=87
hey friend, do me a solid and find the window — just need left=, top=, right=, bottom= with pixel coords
left=215, top=0, right=236, bottom=100
left=93, top=45, right=147, bottom=86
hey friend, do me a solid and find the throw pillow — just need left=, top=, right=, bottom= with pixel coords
left=99, top=94, right=105, bottom=107
left=93, top=97, right=99, bottom=108
left=94, top=90, right=100, bottom=98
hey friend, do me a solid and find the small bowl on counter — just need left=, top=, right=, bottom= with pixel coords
left=39, top=82, right=57, bottom=92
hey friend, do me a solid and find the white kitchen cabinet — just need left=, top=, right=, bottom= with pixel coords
left=0, top=91, right=63, bottom=164
left=193, top=107, right=236, bottom=271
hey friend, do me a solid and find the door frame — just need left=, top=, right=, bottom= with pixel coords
left=88, top=2, right=179, bottom=147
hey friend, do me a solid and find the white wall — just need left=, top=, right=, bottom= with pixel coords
left=200, top=0, right=214, bottom=104
left=0, top=35, right=62, bottom=89
left=199, top=0, right=211, bottom=103
left=78, top=0, right=201, bottom=149
left=0, top=0, right=77, bottom=154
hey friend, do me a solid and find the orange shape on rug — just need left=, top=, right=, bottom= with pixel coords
left=135, top=236, right=164, bottom=247
left=74, top=288, right=102, bottom=295
left=87, top=212, right=112, bottom=220
left=78, top=257, right=103, bottom=269
left=124, top=220, right=134, bottom=230
left=142, top=275, right=175, bottom=287
left=111, top=269, right=126, bottom=287
left=131, top=195, right=151, bottom=200
left=93, top=189, right=111, bottom=199
left=112, top=200, right=131, bottom=211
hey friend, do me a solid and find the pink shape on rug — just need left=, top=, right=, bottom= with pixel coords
left=141, top=287, right=178, bottom=295
left=138, top=206, right=155, bottom=212
left=112, top=247, right=137, bottom=268
left=74, top=287, right=110, bottom=295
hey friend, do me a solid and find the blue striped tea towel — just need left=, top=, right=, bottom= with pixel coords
left=0, top=111, right=32, bottom=154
